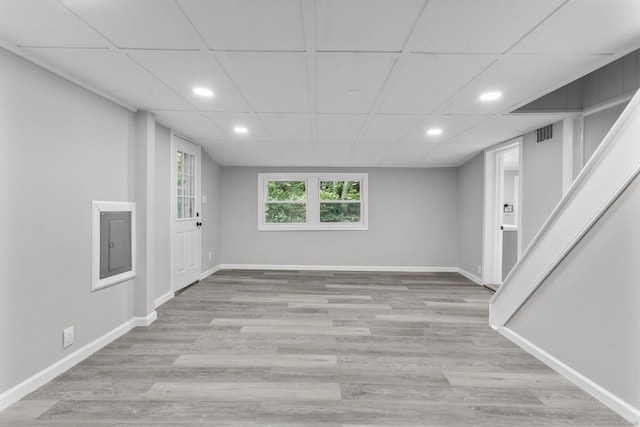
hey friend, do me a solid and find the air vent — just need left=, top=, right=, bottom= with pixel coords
left=536, top=124, right=553, bottom=142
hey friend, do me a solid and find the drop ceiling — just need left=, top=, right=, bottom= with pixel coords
left=1, top=0, right=640, bottom=167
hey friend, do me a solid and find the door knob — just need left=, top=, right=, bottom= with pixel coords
left=196, top=222, right=202, bottom=227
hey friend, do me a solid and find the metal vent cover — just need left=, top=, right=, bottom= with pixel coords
left=536, top=124, right=553, bottom=142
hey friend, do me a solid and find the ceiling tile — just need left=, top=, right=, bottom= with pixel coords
left=241, top=143, right=281, bottom=165
left=0, top=0, right=107, bottom=48
left=153, top=111, right=229, bottom=142
left=63, top=0, right=200, bottom=49
left=359, top=114, right=425, bottom=143
left=178, top=0, right=305, bottom=51
left=379, top=54, right=497, bottom=114
left=379, top=143, right=435, bottom=166
left=401, top=115, right=489, bottom=143
left=277, top=143, right=315, bottom=166
left=435, top=55, right=609, bottom=115
left=204, top=113, right=272, bottom=142
left=317, top=143, right=353, bottom=166
left=409, top=0, right=565, bottom=54
left=25, top=48, right=192, bottom=111
left=317, top=54, right=396, bottom=113
left=317, top=114, right=368, bottom=143
left=258, top=114, right=313, bottom=143
left=449, top=113, right=572, bottom=144
left=216, top=53, right=309, bottom=113
left=129, top=51, right=250, bottom=112
left=421, top=143, right=485, bottom=167
left=349, top=143, right=390, bottom=166
left=315, top=0, right=426, bottom=52
left=512, top=0, right=640, bottom=55
left=203, top=141, right=248, bottom=166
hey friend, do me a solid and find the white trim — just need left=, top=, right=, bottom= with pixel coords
left=134, top=311, right=157, bottom=327
left=0, top=312, right=156, bottom=412
left=91, top=201, right=136, bottom=291
left=482, top=138, right=523, bottom=286
left=491, top=91, right=640, bottom=328
left=498, top=327, right=640, bottom=424
left=219, top=264, right=458, bottom=273
left=200, top=264, right=222, bottom=281
left=154, top=291, right=174, bottom=309
left=457, top=268, right=483, bottom=286
left=257, top=173, right=369, bottom=231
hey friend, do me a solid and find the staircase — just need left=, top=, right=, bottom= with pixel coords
left=489, top=90, right=640, bottom=423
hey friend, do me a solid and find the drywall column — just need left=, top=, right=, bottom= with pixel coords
left=562, top=117, right=574, bottom=196
left=134, top=111, right=156, bottom=320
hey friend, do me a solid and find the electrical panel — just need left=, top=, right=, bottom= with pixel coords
left=99, top=211, right=132, bottom=279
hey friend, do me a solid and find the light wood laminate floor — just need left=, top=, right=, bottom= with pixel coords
left=0, top=270, right=630, bottom=426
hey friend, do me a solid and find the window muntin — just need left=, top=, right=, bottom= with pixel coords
left=177, top=151, right=196, bottom=220
left=258, top=174, right=367, bottom=231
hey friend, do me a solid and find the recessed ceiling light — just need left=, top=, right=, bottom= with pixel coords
left=193, top=87, right=213, bottom=97
left=479, top=91, right=502, bottom=101
left=427, top=128, right=443, bottom=136
left=233, top=126, right=248, bottom=134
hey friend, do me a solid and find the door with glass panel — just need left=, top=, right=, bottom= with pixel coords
left=172, top=136, right=201, bottom=291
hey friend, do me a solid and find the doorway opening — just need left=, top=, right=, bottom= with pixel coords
left=483, top=138, right=523, bottom=289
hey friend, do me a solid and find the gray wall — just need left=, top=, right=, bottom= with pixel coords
left=201, top=150, right=222, bottom=271
left=220, top=167, right=459, bottom=268
left=456, top=153, right=484, bottom=277
left=508, top=173, right=640, bottom=410
left=584, top=102, right=628, bottom=163
left=0, top=49, right=137, bottom=392
left=521, top=121, right=563, bottom=249
left=153, top=124, right=172, bottom=302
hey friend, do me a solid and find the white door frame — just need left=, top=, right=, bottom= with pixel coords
left=482, top=137, right=523, bottom=286
left=170, top=132, right=202, bottom=292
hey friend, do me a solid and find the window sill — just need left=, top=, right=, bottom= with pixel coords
left=258, top=224, right=368, bottom=231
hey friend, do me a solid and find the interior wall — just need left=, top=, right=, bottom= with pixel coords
left=220, top=167, right=459, bottom=268
left=583, top=102, right=628, bottom=164
left=0, top=48, right=137, bottom=393
left=201, top=150, right=222, bottom=272
left=456, top=153, right=484, bottom=277
left=153, top=124, right=172, bottom=302
left=508, top=173, right=640, bottom=411
left=521, top=121, right=564, bottom=249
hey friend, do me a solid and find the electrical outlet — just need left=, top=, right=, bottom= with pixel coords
left=63, top=326, right=74, bottom=349
left=477, top=265, right=482, bottom=274
left=208, top=251, right=212, bottom=260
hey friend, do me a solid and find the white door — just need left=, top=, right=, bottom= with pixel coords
left=172, top=135, right=201, bottom=292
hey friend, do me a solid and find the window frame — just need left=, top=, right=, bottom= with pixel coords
left=258, top=173, right=368, bottom=231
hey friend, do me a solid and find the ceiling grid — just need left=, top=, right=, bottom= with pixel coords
left=1, top=0, right=639, bottom=166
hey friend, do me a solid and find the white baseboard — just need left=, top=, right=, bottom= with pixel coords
left=200, top=264, right=222, bottom=281
left=457, top=268, right=483, bottom=285
left=499, top=326, right=640, bottom=424
left=133, top=311, right=157, bottom=327
left=0, top=311, right=157, bottom=412
left=219, top=264, right=459, bottom=273
left=154, top=290, right=174, bottom=309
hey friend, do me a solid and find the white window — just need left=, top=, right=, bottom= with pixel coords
left=258, top=173, right=368, bottom=231
left=176, top=150, right=197, bottom=219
